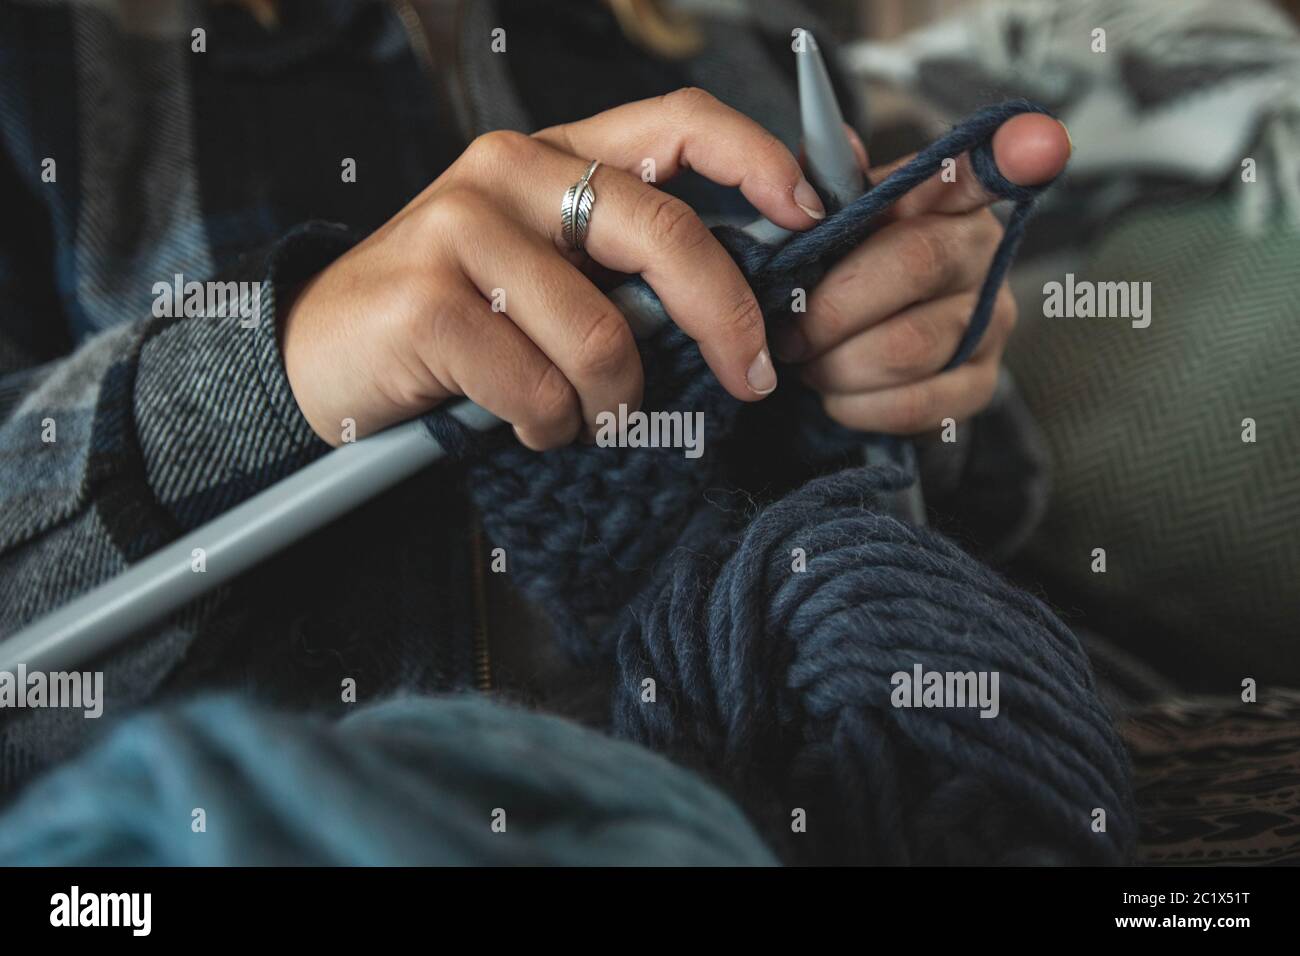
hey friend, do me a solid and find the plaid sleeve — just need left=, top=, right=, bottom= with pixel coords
left=0, top=191, right=364, bottom=788
left=0, top=219, right=358, bottom=635
left=133, top=222, right=357, bottom=530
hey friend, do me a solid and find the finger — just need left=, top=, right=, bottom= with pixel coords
left=873, top=113, right=1071, bottom=219
left=479, top=137, right=776, bottom=401
left=772, top=211, right=1002, bottom=362
left=533, top=87, right=826, bottom=229
left=420, top=289, right=581, bottom=451
left=448, top=197, right=644, bottom=433
left=821, top=356, right=1000, bottom=435
left=969, top=283, right=1018, bottom=362
left=801, top=284, right=1016, bottom=393
left=802, top=291, right=960, bottom=394
left=844, top=123, right=869, bottom=171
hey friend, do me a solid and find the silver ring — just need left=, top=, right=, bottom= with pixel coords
left=561, top=159, right=600, bottom=252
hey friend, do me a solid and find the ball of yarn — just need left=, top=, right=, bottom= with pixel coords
left=0, top=695, right=776, bottom=866
left=612, top=466, right=1135, bottom=865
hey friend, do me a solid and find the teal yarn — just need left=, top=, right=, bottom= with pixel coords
left=0, top=695, right=776, bottom=866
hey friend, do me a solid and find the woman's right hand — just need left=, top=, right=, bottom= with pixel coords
left=280, top=88, right=829, bottom=448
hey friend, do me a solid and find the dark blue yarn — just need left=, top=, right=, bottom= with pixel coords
left=613, top=467, right=1134, bottom=865
left=425, top=102, right=1134, bottom=864
left=711, top=98, right=1052, bottom=370
left=423, top=99, right=1059, bottom=653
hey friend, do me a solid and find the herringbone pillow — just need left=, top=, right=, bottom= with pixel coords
left=1008, top=196, right=1300, bottom=690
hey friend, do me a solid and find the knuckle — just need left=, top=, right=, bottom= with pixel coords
left=423, top=186, right=486, bottom=235
left=638, top=191, right=707, bottom=251
left=971, top=209, right=1005, bottom=248
left=465, top=129, right=532, bottom=171
left=718, top=287, right=765, bottom=342
left=661, top=86, right=717, bottom=119
left=898, top=221, right=949, bottom=287
left=527, top=362, right=579, bottom=430
left=808, top=286, right=852, bottom=341
left=883, top=313, right=941, bottom=376
left=571, top=307, right=634, bottom=380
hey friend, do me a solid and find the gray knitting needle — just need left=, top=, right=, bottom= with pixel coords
left=796, top=28, right=864, bottom=211
left=0, top=225, right=784, bottom=673
left=0, top=28, right=861, bottom=674
left=746, top=28, right=862, bottom=242
left=795, top=30, right=928, bottom=525
left=0, top=291, right=689, bottom=675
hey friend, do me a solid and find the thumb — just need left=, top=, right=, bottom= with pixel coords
left=877, top=112, right=1071, bottom=219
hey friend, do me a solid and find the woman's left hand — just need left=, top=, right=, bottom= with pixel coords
left=773, top=113, right=1071, bottom=434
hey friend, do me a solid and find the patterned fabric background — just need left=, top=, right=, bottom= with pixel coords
left=1126, top=689, right=1300, bottom=865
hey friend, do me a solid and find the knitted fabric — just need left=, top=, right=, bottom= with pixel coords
left=425, top=100, right=1053, bottom=655
left=427, top=102, right=1136, bottom=864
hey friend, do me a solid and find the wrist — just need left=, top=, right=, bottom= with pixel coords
left=278, top=274, right=341, bottom=446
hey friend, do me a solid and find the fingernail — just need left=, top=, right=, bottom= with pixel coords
left=794, top=178, right=825, bottom=220
left=747, top=348, right=778, bottom=395
left=772, top=324, right=809, bottom=362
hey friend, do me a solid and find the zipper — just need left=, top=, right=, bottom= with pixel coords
left=468, top=515, right=494, bottom=691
